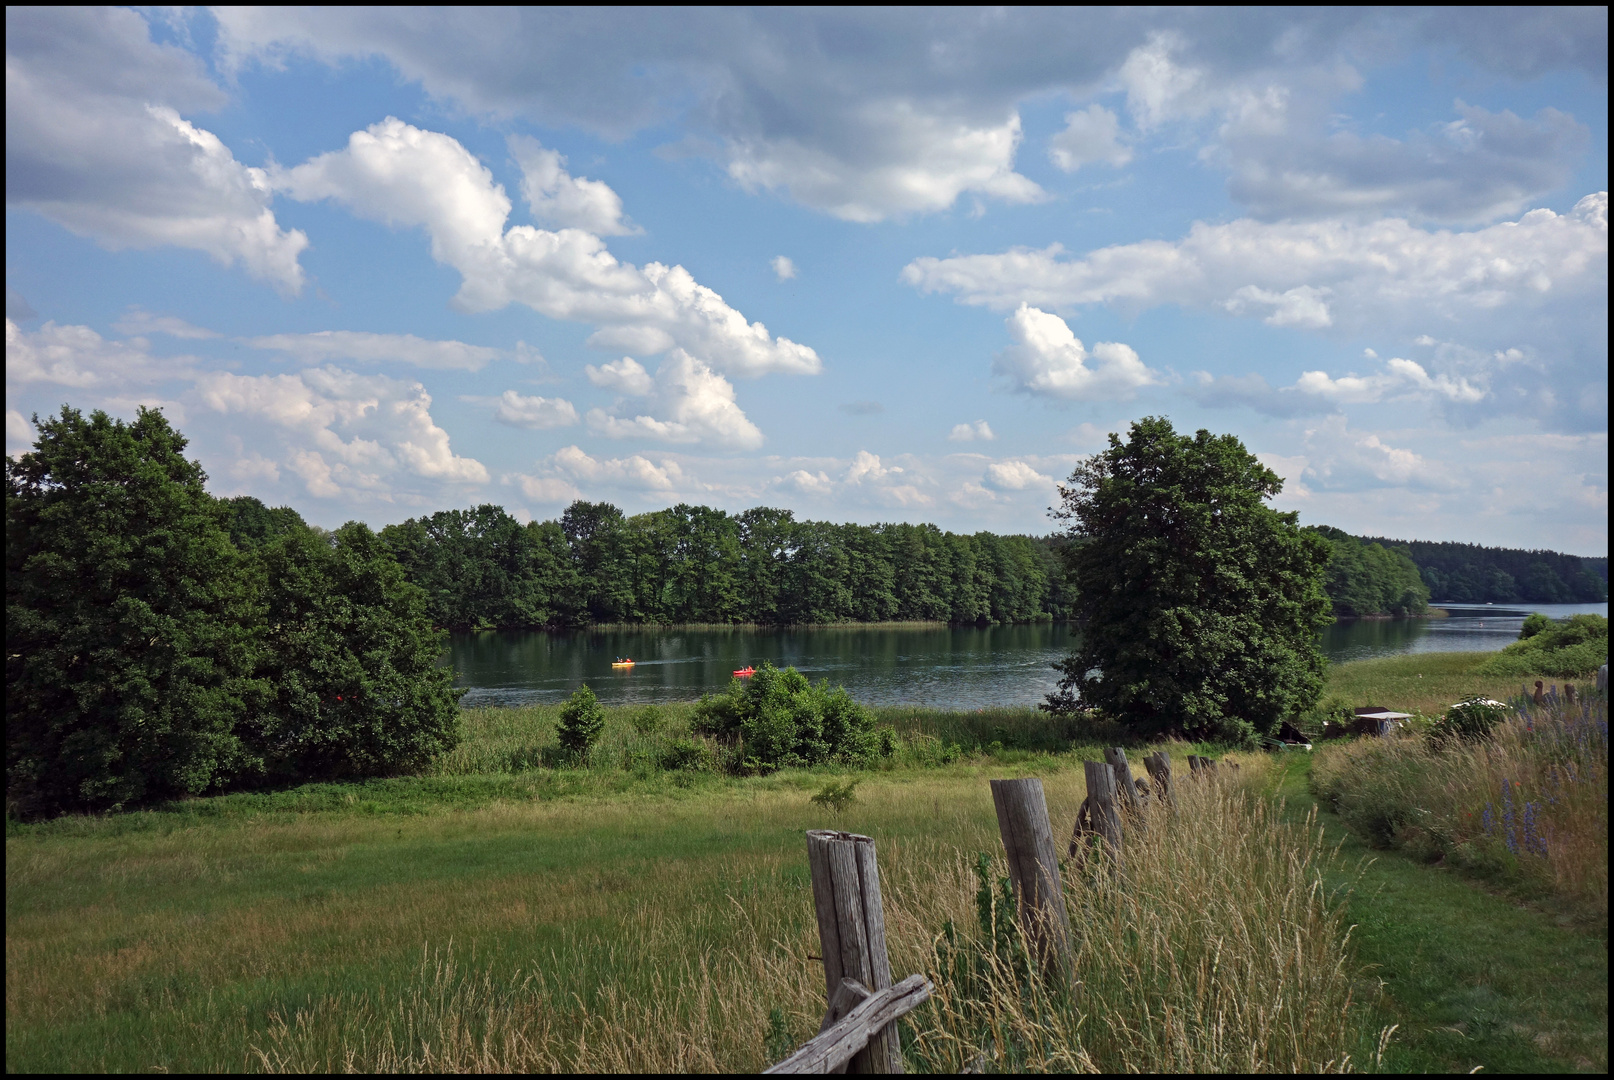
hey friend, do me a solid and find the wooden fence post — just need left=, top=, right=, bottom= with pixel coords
left=1143, top=751, right=1175, bottom=808
left=1074, top=760, right=1124, bottom=870
left=989, top=779, right=1075, bottom=980
left=1104, top=748, right=1143, bottom=819
left=806, top=830, right=900, bottom=1073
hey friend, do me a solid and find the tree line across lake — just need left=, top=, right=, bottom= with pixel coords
left=232, top=498, right=1602, bottom=631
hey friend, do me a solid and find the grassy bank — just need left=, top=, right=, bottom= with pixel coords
left=8, top=651, right=1604, bottom=1072
left=1273, top=758, right=1607, bottom=1073
left=1318, top=651, right=1569, bottom=718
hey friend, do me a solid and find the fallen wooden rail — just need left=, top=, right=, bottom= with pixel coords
left=764, top=975, right=934, bottom=1074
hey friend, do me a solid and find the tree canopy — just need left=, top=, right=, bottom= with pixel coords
left=7, top=408, right=461, bottom=817
left=6, top=408, right=261, bottom=814
left=1044, top=417, right=1332, bottom=744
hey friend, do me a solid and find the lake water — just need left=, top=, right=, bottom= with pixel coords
left=450, top=602, right=1607, bottom=710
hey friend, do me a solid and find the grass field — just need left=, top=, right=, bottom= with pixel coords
left=6, top=652, right=1607, bottom=1072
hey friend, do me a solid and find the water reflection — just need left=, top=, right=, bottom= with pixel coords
left=449, top=602, right=1606, bottom=709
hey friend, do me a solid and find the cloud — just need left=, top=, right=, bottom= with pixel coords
left=508, top=134, right=636, bottom=235
left=993, top=305, right=1160, bottom=401
left=1293, top=415, right=1455, bottom=492
left=112, top=309, right=221, bottom=339
left=1187, top=356, right=1487, bottom=417
left=904, top=193, right=1608, bottom=331
left=543, top=444, right=685, bottom=491
left=274, top=117, right=821, bottom=378
left=586, top=350, right=764, bottom=449
left=983, top=459, right=1051, bottom=491
left=724, top=105, right=1046, bottom=222
left=247, top=330, right=507, bottom=371
left=6, top=8, right=308, bottom=292
left=1048, top=105, right=1133, bottom=172
left=207, top=8, right=1605, bottom=227
left=771, top=255, right=797, bottom=281
left=948, top=420, right=995, bottom=442
left=7, top=409, right=37, bottom=458
left=6, top=318, right=188, bottom=388
left=585, top=356, right=656, bottom=396
left=492, top=391, right=580, bottom=430
left=777, top=469, right=834, bottom=495
left=194, top=366, right=488, bottom=499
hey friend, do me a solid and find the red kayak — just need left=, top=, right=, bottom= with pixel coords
left=732, top=666, right=756, bottom=677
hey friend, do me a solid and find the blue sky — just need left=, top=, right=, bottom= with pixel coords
left=6, top=7, right=1607, bottom=553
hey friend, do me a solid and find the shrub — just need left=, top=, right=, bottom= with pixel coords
left=658, top=736, right=713, bottom=772
left=1431, top=695, right=1508, bottom=746
left=692, top=662, right=875, bottom=771
left=629, top=705, right=664, bottom=736
left=1478, top=613, right=1607, bottom=678
left=1519, top=612, right=1551, bottom=640
left=557, top=685, right=607, bottom=759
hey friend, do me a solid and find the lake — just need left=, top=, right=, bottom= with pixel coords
left=450, top=602, right=1607, bottom=710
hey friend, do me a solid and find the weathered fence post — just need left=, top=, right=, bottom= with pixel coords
left=1075, top=760, right=1124, bottom=870
left=1104, top=748, right=1143, bottom=819
left=1143, top=751, right=1175, bottom=808
left=806, top=830, right=900, bottom=1073
left=989, top=778, right=1075, bottom=980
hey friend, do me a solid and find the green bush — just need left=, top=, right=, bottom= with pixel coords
left=1431, top=696, right=1509, bottom=747
left=557, top=685, right=607, bottom=759
left=657, top=736, right=713, bottom=772
left=1519, top=612, right=1551, bottom=640
left=692, top=662, right=875, bottom=771
left=1478, top=613, right=1607, bottom=678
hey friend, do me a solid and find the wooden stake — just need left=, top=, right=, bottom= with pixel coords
left=1081, top=760, right=1124, bottom=869
left=1104, top=747, right=1142, bottom=820
left=989, top=778, right=1075, bottom=979
left=806, top=830, right=899, bottom=1073
left=1143, top=751, right=1175, bottom=808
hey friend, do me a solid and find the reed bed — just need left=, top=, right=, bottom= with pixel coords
left=248, top=754, right=1372, bottom=1072
left=1313, top=688, right=1608, bottom=924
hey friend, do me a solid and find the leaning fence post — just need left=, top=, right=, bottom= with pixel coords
left=805, top=830, right=900, bottom=1073
left=989, top=778, right=1075, bottom=980
left=1143, top=751, right=1175, bottom=808
left=1104, top=748, right=1143, bottom=820
left=1079, top=760, right=1124, bottom=870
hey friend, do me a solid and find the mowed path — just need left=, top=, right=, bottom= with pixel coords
left=1275, top=757, right=1607, bottom=1074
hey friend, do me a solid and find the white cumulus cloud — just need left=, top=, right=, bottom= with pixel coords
left=508, top=134, right=636, bottom=236
left=993, top=304, right=1160, bottom=401
left=493, top=391, right=579, bottom=430
left=948, top=420, right=995, bottom=442
left=273, top=117, right=821, bottom=379
left=772, top=255, right=797, bottom=281
left=1048, top=105, right=1132, bottom=171
left=983, top=459, right=1051, bottom=491
left=586, top=350, right=764, bottom=449
left=6, top=8, right=308, bottom=292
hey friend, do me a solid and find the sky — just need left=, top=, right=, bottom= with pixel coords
left=5, top=7, right=1608, bottom=554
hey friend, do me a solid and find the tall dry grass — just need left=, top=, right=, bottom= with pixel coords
left=1313, top=691, right=1608, bottom=923
left=250, top=755, right=1373, bottom=1073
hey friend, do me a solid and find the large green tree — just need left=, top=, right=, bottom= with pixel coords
left=1045, top=417, right=1332, bottom=743
left=249, top=521, right=462, bottom=779
left=6, top=408, right=261, bottom=815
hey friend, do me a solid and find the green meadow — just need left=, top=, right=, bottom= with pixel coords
left=6, top=653, right=1607, bottom=1073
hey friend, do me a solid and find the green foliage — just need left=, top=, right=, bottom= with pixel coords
left=220, top=495, right=307, bottom=550
left=1045, top=417, right=1333, bottom=744
left=628, top=704, right=665, bottom=736
left=764, top=1007, right=795, bottom=1067
left=1518, top=612, right=1551, bottom=640
left=249, top=521, right=463, bottom=781
left=1307, top=526, right=1429, bottom=617
left=808, top=778, right=859, bottom=813
left=1478, top=613, right=1608, bottom=678
left=693, top=662, right=876, bottom=770
left=1369, top=536, right=1609, bottom=604
left=6, top=407, right=261, bottom=816
left=1432, top=696, right=1509, bottom=747
left=557, top=685, right=607, bottom=758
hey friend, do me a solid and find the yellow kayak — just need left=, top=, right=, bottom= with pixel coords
left=611, top=659, right=635, bottom=668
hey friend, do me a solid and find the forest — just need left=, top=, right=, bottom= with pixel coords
left=1360, top=536, right=1608, bottom=604
left=227, top=496, right=1599, bottom=629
